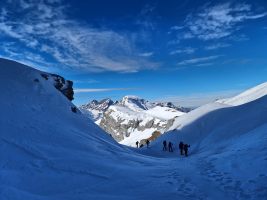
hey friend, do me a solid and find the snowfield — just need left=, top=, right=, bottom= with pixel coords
left=144, top=106, right=185, bottom=120
left=1, top=58, right=267, bottom=200
left=217, top=82, right=267, bottom=106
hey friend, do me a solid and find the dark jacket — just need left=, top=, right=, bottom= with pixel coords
left=179, top=142, right=184, bottom=149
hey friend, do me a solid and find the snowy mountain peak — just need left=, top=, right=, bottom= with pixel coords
left=217, top=82, right=267, bottom=106
left=119, top=95, right=150, bottom=111
left=79, top=98, right=114, bottom=121
left=154, top=102, right=192, bottom=113
left=80, top=98, right=114, bottom=111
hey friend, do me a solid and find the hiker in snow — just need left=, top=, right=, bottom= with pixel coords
left=184, top=144, right=190, bottom=157
left=162, top=140, right=167, bottom=151
left=136, top=141, right=139, bottom=148
left=146, top=140, right=150, bottom=148
left=179, top=141, right=184, bottom=155
left=168, top=142, right=173, bottom=152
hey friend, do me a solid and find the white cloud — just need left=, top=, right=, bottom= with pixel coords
left=74, top=88, right=137, bottom=93
left=170, top=47, right=196, bottom=55
left=205, top=43, right=231, bottom=50
left=0, top=0, right=158, bottom=73
left=194, top=62, right=213, bottom=67
left=182, top=3, right=267, bottom=40
left=229, top=34, right=249, bottom=42
left=170, top=26, right=183, bottom=31
left=136, top=4, right=157, bottom=30
left=139, top=52, right=154, bottom=57
left=0, top=43, right=56, bottom=71
left=74, top=79, right=100, bottom=84
left=177, top=55, right=221, bottom=66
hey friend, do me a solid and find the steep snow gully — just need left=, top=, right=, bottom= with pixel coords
left=1, top=58, right=267, bottom=200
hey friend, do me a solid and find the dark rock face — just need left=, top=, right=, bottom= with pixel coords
left=154, top=102, right=192, bottom=113
left=61, top=80, right=74, bottom=101
left=41, top=73, right=74, bottom=101
left=140, top=131, right=161, bottom=146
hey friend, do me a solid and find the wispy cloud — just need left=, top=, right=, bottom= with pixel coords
left=182, top=2, right=267, bottom=41
left=229, top=34, right=249, bottom=42
left=167, top=25, right=184, bottom=34
left=74, top=88, right=138, bottom=93
left=170, top=47, right=196, bottom=55
left=139, top=52, right=154, bottom=57
left=194, top=62, right=214, bottom=67
left=170, top=26, right=183, bottom=31
left=177, top=55, right=221, bottom=66
left=159, top=89, right=241, bottom=107
left=136, top=4, right=157, bottom=30
left=73, top=79, right=100, bottom=84
left=0, top=0, right=158, bottom=73
left=205, top=43, right=231, bottom=50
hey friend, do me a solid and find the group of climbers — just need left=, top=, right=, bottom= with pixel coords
left=163, top=140, right=190, bottom=156
left=135, top=140, right=190, bottom=156
left=162, top=140, right=173, bottom=152
left=178, top=141, right=190, bottom=157
left=135, top=140, right=150, bottom=148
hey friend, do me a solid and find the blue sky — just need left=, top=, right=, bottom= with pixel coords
left=0, top=0, right=267, bottom=107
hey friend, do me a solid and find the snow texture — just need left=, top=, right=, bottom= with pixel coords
left=217, top=82, right=267, bottom=106
left=1, top=58, right=267, bottom=200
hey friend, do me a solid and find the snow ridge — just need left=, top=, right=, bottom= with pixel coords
left=217, top=82, right=267, bottom=106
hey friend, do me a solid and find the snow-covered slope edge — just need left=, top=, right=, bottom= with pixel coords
left=217, top=82, right=267, bottom=106
left=145, top=83, right=267, bottom=198
left=1, top=58, right=267, bottom=199
left=153, top=82, right=267, bottom=151
left=0, top=58, right=169, bottom=200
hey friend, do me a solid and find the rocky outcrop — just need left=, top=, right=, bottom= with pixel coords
left=41, top=73, right=74, bottom=101
left=140, top=131, right=161, bottom=146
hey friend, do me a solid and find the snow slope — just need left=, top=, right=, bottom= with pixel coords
left=0, top=58, right=169, bottom=200
left=143, top=84, right=267, bottom=199
left=217, top=82, right=267, bottom=106
left=0, top=58, right=203, bottom=200
left=144, top=106, right=184, bottom=120
left=1, top=58, right=267, bottom=200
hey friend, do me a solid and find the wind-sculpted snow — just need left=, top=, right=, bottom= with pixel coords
left=217, top=82, right=267, bottom=106
left=1, top=58, right=266, bottom=200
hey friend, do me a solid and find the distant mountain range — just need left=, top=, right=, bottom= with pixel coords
left=79, top=96, right=192, bottom=146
